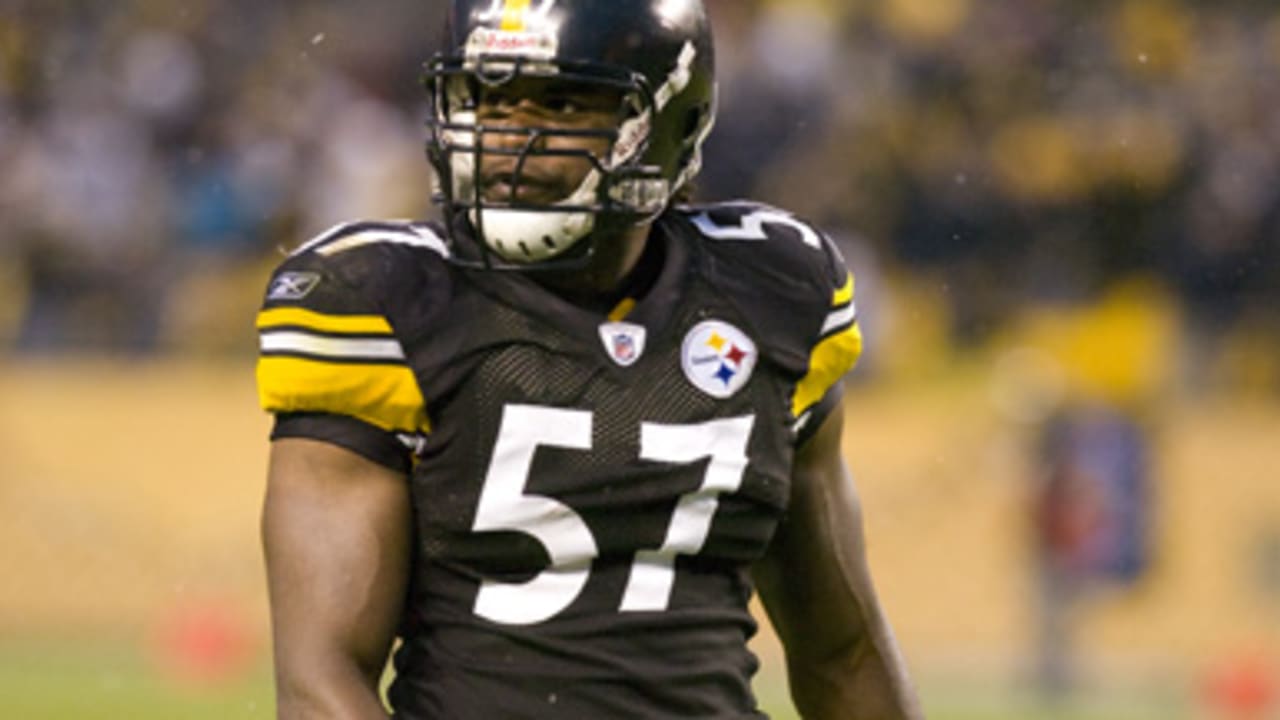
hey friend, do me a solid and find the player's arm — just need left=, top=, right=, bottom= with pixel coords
left=753, top=385, right=923, bottom=720
left=262, top=437, right=411, bottom=720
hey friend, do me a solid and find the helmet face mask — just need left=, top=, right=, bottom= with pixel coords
left=424, top=0, right=716, bottom=268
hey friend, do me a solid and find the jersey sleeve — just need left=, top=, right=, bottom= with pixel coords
left=790, top=251, right=863, bottom=424
left=255, top=222, right=436, bottom=470
left=681, top=202, right=865, bottom=442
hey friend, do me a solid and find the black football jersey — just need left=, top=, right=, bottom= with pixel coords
left=256, top=202, right=863, bottom=719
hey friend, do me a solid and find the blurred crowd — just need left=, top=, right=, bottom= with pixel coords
left=705, top=0, right=1280, bottom=377
left=1, top=0, right=1277, bottom=389
left=0, top=0, right=435, bottom=353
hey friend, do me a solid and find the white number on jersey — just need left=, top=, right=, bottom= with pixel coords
left=690, top=207, right=822, bottom=249
left=621, top=415, right=755, bottom=611
left=472, top=404, right=756, bottom=625
left=472, top=405, right=596, bottom=625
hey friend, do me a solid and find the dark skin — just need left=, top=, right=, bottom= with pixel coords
left=262, top=80, right=922, bottom=719
left=475, top=77, right=651, bottom=303
left=263, top=439, right=411, bottom=719
left=755, top=392, right=923, bottom=719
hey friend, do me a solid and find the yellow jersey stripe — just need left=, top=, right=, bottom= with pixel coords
left=257, top=308, right=392, bottom=335
left=257, top=356, right=430, bottom=433
left=791, top=322, right=863, bottom=418
left=832, top=273, right=854, bottom=307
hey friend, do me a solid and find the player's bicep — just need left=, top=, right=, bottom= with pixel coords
left=754, top=392, right=876, bottom=660
left=262, top=437, right=412, bottom=685
left=756, top=392, right=921, bottom=718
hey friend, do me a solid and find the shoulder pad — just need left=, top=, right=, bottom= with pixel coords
left=262, top=220, right=451, bottom=315
left=288, top=220, right=449, bottom=262
left=674, top=202, right=862, bottom=421
left=676, top=201, right=847, bottom=303
left=255, top=220, right=446, bottom=435
left=683, top=201, right=825, bottom=251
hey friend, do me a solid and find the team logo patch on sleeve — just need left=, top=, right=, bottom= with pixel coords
left=267, top=272, right=322, bottom=301
left=681, top=320, right=757, bottom=399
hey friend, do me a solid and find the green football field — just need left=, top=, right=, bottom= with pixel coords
left=0, top=641, right=1187, bottom=720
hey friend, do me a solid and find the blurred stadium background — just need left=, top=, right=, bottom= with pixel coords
left=2, top=0, right=1278, bottom=717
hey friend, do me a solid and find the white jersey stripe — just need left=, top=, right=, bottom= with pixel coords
left=316, top=229, right=449, bottom=258
left=289, top=220, right=356, bottom=257
left=821, top=302, right=858, bottom=337
left=260, top=331, right=407, bottom=361
left=791, top=409, right=813, bottom=435
left=290, top=223, right=450, bottom=259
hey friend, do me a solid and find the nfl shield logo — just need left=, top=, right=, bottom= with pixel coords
left=613, top=334, right=636, bottom=363
left=598, top=322, right=647, bottom=368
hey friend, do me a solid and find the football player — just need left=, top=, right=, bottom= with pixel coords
left=258, top=0, right=922, bottom=717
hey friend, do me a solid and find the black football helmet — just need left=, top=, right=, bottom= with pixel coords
left=424, top=0, right=717, bottom=266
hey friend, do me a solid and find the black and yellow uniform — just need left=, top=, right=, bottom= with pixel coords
left=256, top=201, right=862, bottom=718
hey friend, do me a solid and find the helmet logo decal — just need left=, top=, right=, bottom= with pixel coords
left=598, top=321, right=647, bottom=368
left=468, top=0, right=559, bottom=61
left=681, top=320, right=758, bottom=399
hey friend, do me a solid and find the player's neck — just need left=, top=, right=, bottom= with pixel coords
left=535, top=222, right=659, bottom=313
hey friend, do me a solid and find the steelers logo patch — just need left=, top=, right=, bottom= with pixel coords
left=681, top=320, right=758, bottom=399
